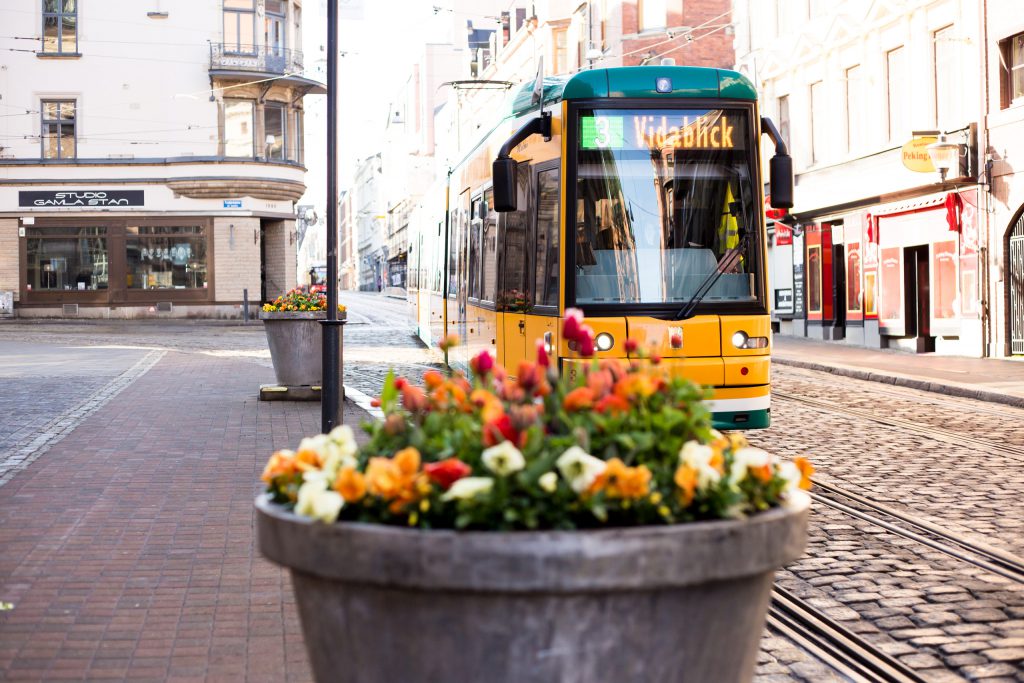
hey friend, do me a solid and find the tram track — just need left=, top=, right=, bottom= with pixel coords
left=774, top=390, right=1024, bottom=464
left=766, top=586, right=927, bottom=683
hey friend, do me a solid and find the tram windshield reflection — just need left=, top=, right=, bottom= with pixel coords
left=574, top=108, right=759, bottom=306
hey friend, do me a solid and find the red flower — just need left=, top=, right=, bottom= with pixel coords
left=624, top=338, right=639, bottom=354
left=423, top=458, right=472, bottom=490
left=536, top=339, right=550, bottom=367
left=595, top=394, right=630, bottom=415
left=482, top=413, right=518, bottom=446
left=578, top=326, right=596, bottom=357
left=401, top=385, right=429, bottom=412
left=563, top=386, right=596, bottom=411
left=394, top=376, right=408, bottom=391
left=470, top=350, right=495, bottom=377
left=562, top=308, right=584, bottom=342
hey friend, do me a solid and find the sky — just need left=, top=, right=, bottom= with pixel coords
left=300, top=0, right=457, bottom=212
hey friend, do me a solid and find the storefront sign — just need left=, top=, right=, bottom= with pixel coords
left=775, top=224, right=793, bottom=246
left=774, top=288, right=793, bottom=313
left=19, top=190, right=144, bottom=207
left=901, top=137, right=937, bottom=173
left=223, top=199, right=243, bottom=208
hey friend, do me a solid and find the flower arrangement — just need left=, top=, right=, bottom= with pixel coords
left=261, top=287, right=347, bottom=314
left=261, top=309, right=811, bottom=529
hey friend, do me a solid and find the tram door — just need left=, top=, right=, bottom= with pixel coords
left=499, top=162, right=532, bottom=372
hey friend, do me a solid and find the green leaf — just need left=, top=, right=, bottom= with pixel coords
left=379, top=370, right=399, bottom=413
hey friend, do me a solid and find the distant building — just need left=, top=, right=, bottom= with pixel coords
left=735, top=0, right=988, bottom=356
left=0, top=0, right=323, bottom=318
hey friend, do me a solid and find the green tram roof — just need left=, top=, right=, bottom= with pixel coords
left=508, top=66, right=757, bottom=118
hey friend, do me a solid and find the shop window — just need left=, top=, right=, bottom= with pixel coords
left=42, top=0, right=77, bottom=54
left=26, top=226, right=107, bottom=292
left=126, top=225, right=208, bottom=290
left=638, top=0, right=666, bottom=31
left=224, top=0, right=256, bottom=54
left=807, top=245, right=822, bottom=313
left=534, top=168, right=560, bottom=308
left=224, top=99, right=254, bottom=157
left=1000, top=31, right=1024, bottom=109
left=41, top=100, right=76, bottom=160
left=846, top=242, right=862, bottom=313
left=264, top=103, right=286, bottom=160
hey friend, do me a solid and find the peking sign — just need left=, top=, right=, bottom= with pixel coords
left=901, top=137, right=937, bottom=173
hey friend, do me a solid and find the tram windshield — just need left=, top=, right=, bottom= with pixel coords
left=573, top=107, right=759, bottom=307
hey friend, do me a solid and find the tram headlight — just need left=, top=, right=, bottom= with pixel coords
left=731, top=331, right=769, bottom=349
left=595, top=332, right=614, bottom=352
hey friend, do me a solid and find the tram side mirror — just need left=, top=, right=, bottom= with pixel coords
left=769, top=153, right=794, bottom=209
left=492, top=157, right=518, bottom=212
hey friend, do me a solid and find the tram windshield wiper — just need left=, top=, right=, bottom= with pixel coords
left=673, top=228, right=750, bottom=321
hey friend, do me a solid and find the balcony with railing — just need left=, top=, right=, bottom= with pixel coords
left=209, top=43, right=325, bottom=93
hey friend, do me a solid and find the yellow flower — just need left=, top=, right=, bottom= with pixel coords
left=588, top=458, right=651, bottom=499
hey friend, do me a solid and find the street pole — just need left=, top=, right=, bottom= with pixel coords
left=321, top=0, right=343, bottom=432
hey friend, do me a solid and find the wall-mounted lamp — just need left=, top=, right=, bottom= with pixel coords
left=926, top=133, right=963, bottom=182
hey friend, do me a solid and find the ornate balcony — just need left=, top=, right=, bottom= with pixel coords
left=209, top=43, right=325, bottom=93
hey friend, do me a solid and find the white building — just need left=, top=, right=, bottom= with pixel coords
left=0, top=0, right=323, bottom=318
left=735, top=0, right=985, bottom=355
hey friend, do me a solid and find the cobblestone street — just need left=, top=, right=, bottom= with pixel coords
left=1, top=293, right=1023, bottom=681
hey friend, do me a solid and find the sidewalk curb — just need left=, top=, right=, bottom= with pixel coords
left=774, top=357, right=1024, bottom=410
left=344, top=384, right=384, bottom=422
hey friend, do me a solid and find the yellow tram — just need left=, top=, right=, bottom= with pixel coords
left=407, top=65, right=793, bottom=430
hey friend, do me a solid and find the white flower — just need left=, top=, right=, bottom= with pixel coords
left=679, top=440, right=721, bottom=489
left=555, top=446, right=607, bottom=494
left=481, top=441, right=526, bottom=476
left=327, top=425, right=359, bottom=461
left=777, top=461, right=801, bottom=492
left=538, top=471, right=558, bottom=493
left=300, top=432, right=358, bottom=479
left=729, top=447, right=771, bottom=484
left=441, top=477, right=495, bottom=502
left=295, top=477, right=344, bottom=524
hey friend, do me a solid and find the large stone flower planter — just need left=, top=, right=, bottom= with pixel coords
left=260, top=311, right=344, bottom=387
left=256, top=492, right=810, bottom=683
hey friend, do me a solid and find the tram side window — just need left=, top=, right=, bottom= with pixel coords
left=499, top=163, right=530, bottom=310
left=534, top=168, right=560, bottom=308
left=481, top=189, right=498, bottom=303
left=469, top=197, right=483, bottom=300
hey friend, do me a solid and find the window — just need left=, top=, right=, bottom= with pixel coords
left=469, top=197, right=483, bottom=299
left=846, top=65, right=863, bottom=153
left=223, top=0, right=256, bottom=54
left=534, top=168, right=560, bottom=308
left=265, top=0, right=287, bottom=56
left=1001, top=31, right=1024, bottom=108
left=41, top=100, right=76, bottom=159
left=639, top=0, right=666, bottom=31
left=553, top=27, right=568, bottom=75
left=42, top=0, right=77, bottom=54
left=886, top=46, right=908, bottom=140
left=224, top=100, right=254, bottom=157
left=810, top=81, right=825, bottom=164
left=126, top=226, right=208, bottom=290
left=934, top=26, right=958, bottom=128
left=777, top=95, right=790, bottom=147
left=264, top=103, right=286, bottom=160
left=481, top=189, right=497, bottom=302
left=294, top=110, right=303, bottom=163
left=26, top=226, right=107, bottom=291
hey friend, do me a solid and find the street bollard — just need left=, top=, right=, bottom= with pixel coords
left=243, top=288, right=249, bottom=323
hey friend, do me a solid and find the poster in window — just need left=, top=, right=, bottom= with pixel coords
left=864, top=271, right=877, bottom=316
left=959, top=190, right=980, bottom=318
left=807, top=245, right=822, bottom=314
left=846, top=243, right=862, bottom=313
left=879, top=247, right=902, bottom=322
left=932, top=240, right=957, bottom=320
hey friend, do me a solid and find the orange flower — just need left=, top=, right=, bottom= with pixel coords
left=401, top=385, right=430, bottom=413
left=794, top=456, right=814, bottom=490
left=333, top=466, right=367, bottom=502
left=365, top=457, right=404, bottom=500
left=750, top=464, right=773, bottom=483
left=394, top=447, right=421, bottom=476
left=261, top=450, right=300, bottom=483
left=365, top=447, right=425, bottom=513
left=423, top=370, right=444, bottom=389
left=590, top=458, right=651, bottom=499
left=471, top=389, right=505, bottom=423
left=674, top=464, right=697, bottom=507
left=294, top=447, right=323, bottom=472
left=563, top=386, right=596, bottom=411
left=613, top=374, right=657, bottom=401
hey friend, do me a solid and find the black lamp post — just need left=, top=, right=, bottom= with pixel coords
left=320, top=0, right=343, bottom=431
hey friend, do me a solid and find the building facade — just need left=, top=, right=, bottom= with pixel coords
left=735, top=0, right=988, bottom=355
left=0, top=0, right=322, bottom=318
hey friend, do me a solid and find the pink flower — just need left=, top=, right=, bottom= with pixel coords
left=536, top=339, right=550, bottom=367
left=470, top=350, right=495, bottom=377
left=562, top=308, right=584, bottom=342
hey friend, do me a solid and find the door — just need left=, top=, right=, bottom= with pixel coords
left=832, top=242, right=846, bottom=332
left=1010, top=211, right=1024, bottom=354
left=905, top=245, right=933, bottom=351
left=521, top=162, right=561, bottom=366
left=498, top=160, right=532, bottom=373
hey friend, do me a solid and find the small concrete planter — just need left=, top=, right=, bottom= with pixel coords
left=260, top=311, right=345, bottom=387
left=256, top=492, right=810, bottom=683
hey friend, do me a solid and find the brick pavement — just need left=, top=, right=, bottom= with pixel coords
left=0, top=349, right=369, bottom=682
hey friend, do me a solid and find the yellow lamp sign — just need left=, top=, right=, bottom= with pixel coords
left=901, top=136, right=937, bottom=173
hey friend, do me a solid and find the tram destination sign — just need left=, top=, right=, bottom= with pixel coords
left=580, top=110, right=746, bottom=151
left=19, top=190, right=145, bottom=208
